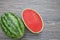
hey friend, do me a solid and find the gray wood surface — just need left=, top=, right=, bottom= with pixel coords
left=0, top=0, right=60, bottom=40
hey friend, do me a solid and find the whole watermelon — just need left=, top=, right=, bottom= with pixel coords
left=0, top=12, right=25, bottom=39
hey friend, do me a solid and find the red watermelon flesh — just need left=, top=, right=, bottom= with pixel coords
left=22, top=9, right=43, bottom=33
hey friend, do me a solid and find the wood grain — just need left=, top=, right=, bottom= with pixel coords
left=0, top=0, right=60, bottom=40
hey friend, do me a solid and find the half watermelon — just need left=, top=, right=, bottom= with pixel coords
left=22, top=8, right=44, bottom=33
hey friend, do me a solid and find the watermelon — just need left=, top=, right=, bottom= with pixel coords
left=0, top=12, right=25, bottom=39
left=22, top=9, right=44, bottom=33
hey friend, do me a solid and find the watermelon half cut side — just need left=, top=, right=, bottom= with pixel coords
left=22, top=8, right=44, bottom=33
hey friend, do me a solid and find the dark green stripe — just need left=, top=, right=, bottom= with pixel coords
left=8, top=13, right=23, bottom=31
left=0, top=16, right=8, bottom=34
left=1, top=16, right=10, bottom=33
left=10, top=13, right=24, bottom=31
left=5, top=13, right=22, bottom=36
left=4, top=15, right=19, bottom=36
left=9, top=13, right=24, bottom=35
left=1, top=16, right=17, bottom=38
left=11, top=13, right=24, bottom=35
left=17, top=17, right=24, bottom=34
left=1, top=17, right=15, bottom=38
left=4, top=14, right=17, bottom=30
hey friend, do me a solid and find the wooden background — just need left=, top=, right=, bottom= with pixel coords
left=0, top=0, right=60, bottom=40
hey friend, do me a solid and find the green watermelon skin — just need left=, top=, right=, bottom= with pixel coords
left=0, top=12, right=25, bottom=39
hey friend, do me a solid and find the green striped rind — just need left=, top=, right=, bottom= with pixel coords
left=0, top=12, right=25, bottom=39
